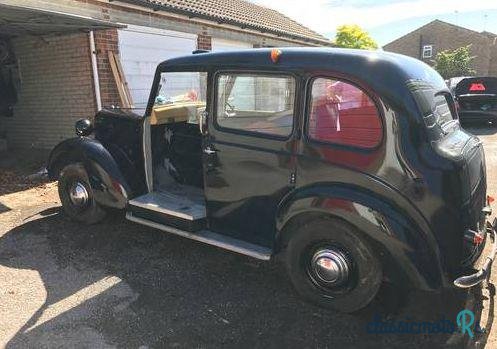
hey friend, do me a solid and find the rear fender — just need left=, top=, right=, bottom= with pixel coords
left=276, top=184, right=445, bottom=291
left=47, top=137, right=132, bottom=209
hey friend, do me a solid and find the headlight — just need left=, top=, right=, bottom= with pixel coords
left=75, top=118, right=93, bottom=137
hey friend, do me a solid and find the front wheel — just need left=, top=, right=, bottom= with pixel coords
left=285, top=218, right=382, bottom=313
left=58, top=163, right=107, bottom=224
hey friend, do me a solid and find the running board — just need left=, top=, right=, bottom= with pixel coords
left=126, top=212, right=272, bottom=260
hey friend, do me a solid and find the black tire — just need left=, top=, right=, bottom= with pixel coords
left=285, top=217, right=382, bottom=313
left=58, top=163, right=107, bottom=224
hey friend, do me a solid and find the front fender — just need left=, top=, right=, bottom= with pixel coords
left=276, top=184, right=446, bottom=291
left=47, top=137, right=132, bottom=209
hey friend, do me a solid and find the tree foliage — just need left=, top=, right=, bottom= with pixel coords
left=334, top=25, right=378, bottom=50
left=433, top=45, right=476, bottom=79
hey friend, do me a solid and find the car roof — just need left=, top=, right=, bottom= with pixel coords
left=157, top=47, right=448, bottom=105
left=160, top=47, right=411, bottom=68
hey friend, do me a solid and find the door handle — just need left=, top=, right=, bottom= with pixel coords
left=203, top=147, right=217, bottom=155
left=199, top=111, right=208, bottom=135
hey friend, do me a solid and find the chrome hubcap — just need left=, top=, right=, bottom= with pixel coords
left=311, top=248, right=350, bottom=286
left=69, top=182, right=89, bottom=207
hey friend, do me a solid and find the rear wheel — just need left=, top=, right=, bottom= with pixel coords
left=285, top=217, right=382, bottom=313
left=58, top=163, right=107, bottom=224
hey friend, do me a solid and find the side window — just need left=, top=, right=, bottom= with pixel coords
left=307, top=78, right=382, bottom=149
left=215, top=73, right=295, bottom=137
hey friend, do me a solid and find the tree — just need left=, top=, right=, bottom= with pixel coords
left=433, top=45, right=476, bottom=79
left=334, top=25, right=378, bottom=50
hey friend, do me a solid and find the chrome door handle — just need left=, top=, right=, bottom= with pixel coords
left=199, top=111, right=208, bottom=135
left=203, top=147, right=216, bottom=155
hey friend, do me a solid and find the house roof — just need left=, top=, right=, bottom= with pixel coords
left=119, top=0, right=330, bottom=45
left=384, top=19, right=496, bottom=48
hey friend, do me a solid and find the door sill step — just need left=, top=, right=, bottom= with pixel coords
left=128, top=191, right=206, bottom=221
left=126, top=212, right=272, bottom=260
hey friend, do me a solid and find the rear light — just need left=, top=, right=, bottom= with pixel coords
left=473, top=233, right=485, bottom=245
left=488, top=195, right=495, bottom=205
left=469, top=83, right=486, bottom=92
left=464, top=229, right=484, bottom=245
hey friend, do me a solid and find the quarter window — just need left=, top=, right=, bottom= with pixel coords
left=216, top=73, right=295, bottom=137
left=308, top=78, right=382, bottom=148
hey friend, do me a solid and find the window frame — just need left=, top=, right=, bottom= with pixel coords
left=212, top=70, right=298, bottom=141
left=422, top=45, right=433, bottom=59
left=304, top=75, right=385, bottom=151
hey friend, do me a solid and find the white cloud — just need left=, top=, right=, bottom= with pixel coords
left=251, top=0, right=497, bottom=35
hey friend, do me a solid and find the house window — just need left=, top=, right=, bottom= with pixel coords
left=422, top=45, right=433, bottom=58
left=307, top=78, right=382, bottom=149
left=216, top=73, right=295, bottom=137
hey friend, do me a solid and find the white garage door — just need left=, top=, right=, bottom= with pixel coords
left=211, top=38, right=252, bottom=52
left=118, top=25, right=197, bottom=109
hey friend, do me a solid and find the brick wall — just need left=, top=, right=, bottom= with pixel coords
left=384, top=21, right=494, bottom=76
left=197, top=33, right=212, bottom=50
left=94, top=29, right=121, bottom=107
left=3, top=33, right=96, bottom=149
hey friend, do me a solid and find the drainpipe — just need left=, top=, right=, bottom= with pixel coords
left=89, top=30, right=102, bottom=111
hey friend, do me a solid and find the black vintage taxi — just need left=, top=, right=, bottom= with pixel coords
left=47, top=48, right=496, bottom=313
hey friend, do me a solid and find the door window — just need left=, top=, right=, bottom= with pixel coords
left=215, top=73, right=296, bottom=137
left=307, top=78, right=382, bottom=148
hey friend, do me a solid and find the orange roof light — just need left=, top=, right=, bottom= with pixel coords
left=488, top=195, right=495, bottom=205
left=271, top=49, right=282, bottom=63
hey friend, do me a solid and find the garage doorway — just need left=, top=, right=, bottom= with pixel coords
left=118, top=25, right=197, bottom=109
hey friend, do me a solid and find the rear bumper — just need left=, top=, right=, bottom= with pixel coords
left=453, top=218, right=497, bottom=288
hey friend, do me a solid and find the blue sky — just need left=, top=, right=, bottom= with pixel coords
left=250, top=0, right=497, bottom=46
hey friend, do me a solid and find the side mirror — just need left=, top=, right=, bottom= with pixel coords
left=75, top=118, right=93, bottom=137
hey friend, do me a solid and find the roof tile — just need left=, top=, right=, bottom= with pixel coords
left=123, top=0, right=329, bottom=44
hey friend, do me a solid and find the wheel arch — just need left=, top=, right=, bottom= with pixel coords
left=47, top=137, right=136, bottom=209
left=275, top=184, right=446, bottom=291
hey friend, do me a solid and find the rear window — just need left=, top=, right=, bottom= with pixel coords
left=307, top=78, right=382, bottom=149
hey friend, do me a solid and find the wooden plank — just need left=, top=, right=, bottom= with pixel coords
left=107, top=50, right=130, bottom=108
left=112, top=52, right=134, bottom=108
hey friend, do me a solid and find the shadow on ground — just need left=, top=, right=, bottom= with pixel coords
left=0, top=208, right=484, bottom=348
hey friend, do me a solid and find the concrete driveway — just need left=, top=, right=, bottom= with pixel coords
left=1, top=127, right=496, bottom=348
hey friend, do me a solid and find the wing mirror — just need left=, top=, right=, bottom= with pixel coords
left=75, top=118, right=93, bottom=137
